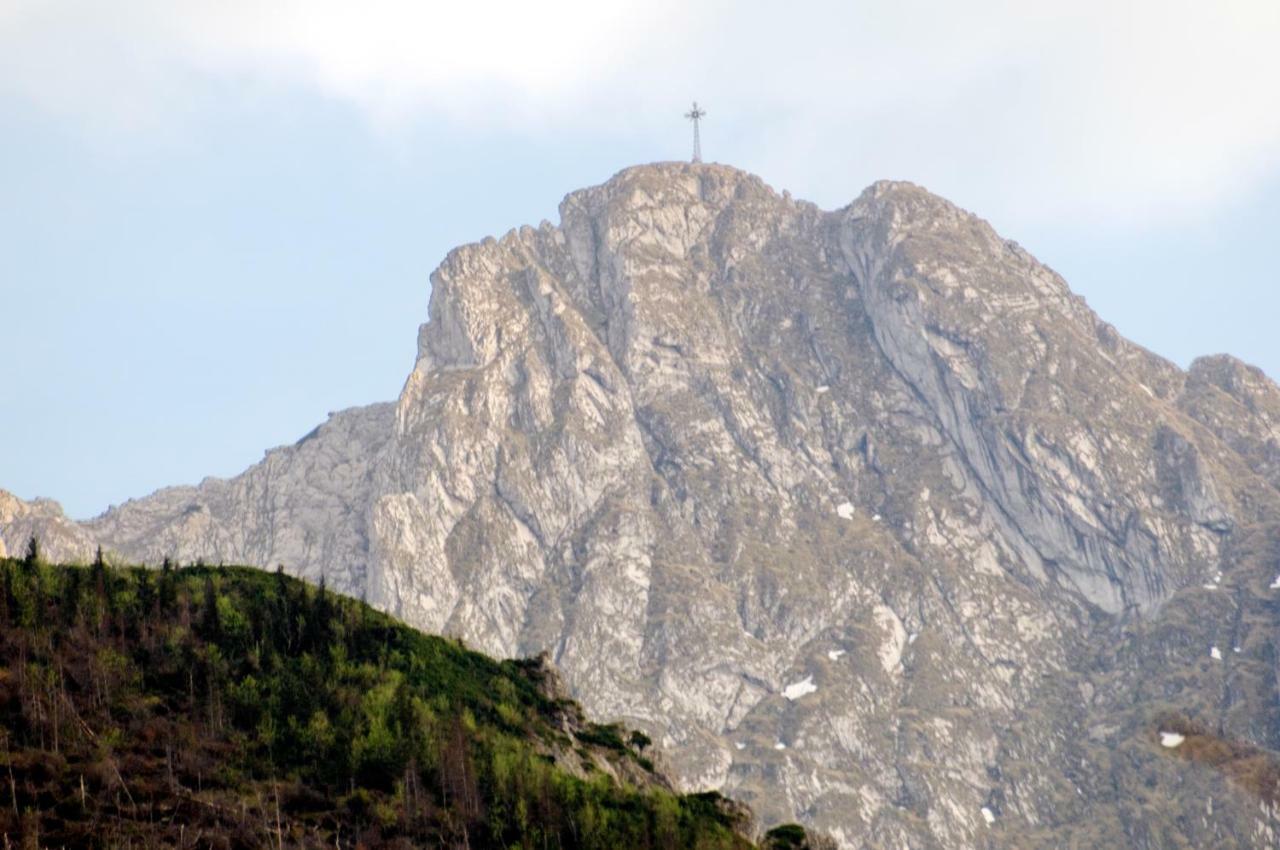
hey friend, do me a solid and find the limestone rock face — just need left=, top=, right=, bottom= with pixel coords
left=2, top=403, right=393, bottom=590
left=0, top=489, right=98, bottom=563
left=84, top=403, right=395, bottom=591
left=5, top=163, right=1280, bottom=848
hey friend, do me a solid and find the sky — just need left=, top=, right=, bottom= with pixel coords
left=2, top=0, right=1279, bottom=519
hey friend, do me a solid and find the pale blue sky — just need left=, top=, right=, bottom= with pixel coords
left=3, top=1, right=1279, bottom=518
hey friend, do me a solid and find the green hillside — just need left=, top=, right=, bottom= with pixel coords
left=0, top=547, right=827, bottom=849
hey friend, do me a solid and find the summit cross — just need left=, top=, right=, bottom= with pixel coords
left=684, top=101, right=706, bottom=163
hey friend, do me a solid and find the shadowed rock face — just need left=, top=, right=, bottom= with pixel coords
left=6, top=162, right=1280, bottom=848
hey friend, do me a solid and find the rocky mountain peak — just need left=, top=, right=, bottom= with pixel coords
left=6, top=163, right=1280, bottom=848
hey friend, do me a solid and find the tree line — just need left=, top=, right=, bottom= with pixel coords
left=0, top=540, right=830, bottom=849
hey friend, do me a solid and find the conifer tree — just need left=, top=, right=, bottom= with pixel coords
left=274, top=564, right=293, bottom=651
left=22, top=535, right=39, bottom=573
left=91, top=546, right=111, bottom=611
left=0, top=563, right=13, bottom=627
left=305, top=574, right=334, bottom=652
left=159, top=557, right=177, bottom=611
left=136, top=569, right=155, bottom=618
left=61, top=567, right=81, bottom=626
left=198, top=574, right=221, bottom=642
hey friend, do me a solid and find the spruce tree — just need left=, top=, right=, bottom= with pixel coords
left=304, top=574, right=334, bottom=652
left=0, top=563, right=13, bottom=626
left=274, top=564, right=293, bottom=651
left=159, top=557, right=177, bottom=611
left=198, top=574, right=221, bottom=642
left=91, top=547, right=110, bottom=608
left=136, top=569, right=155, bottom=618
left=61, top=567, right=82, bottom=626
left=22, top=535, right=39, bottom=573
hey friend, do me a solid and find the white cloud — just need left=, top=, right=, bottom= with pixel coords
left=0, top=0, right=679, bottom=130
left=2, top=0, right=1278, bottom=227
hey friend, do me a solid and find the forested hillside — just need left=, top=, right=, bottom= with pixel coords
left=0, top=544, right=827, bottom=849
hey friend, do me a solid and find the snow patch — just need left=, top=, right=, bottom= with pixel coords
left=873, top=605, right=907, bottom=673
left=981, top=807, right=995, bottom=825
left=1159, top=731, right=1185, bottom=748
left=1210, top=646, right=1223, bottom=660
left=782, top=676, right=818, bottom=701
left=774, top=742, right=787, bottom=750
left=872, top=513, right=882, bottom=522
left=734, top=742, right=745, bottom=751
left=1270, top=574, right=1280, bottom=590
left=827, top=649, right=846, bottom=661
left=816, top=385, right=830, bottom=394
left=836, top=502, right=855, bottom=520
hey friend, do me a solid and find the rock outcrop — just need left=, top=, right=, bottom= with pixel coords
left=0, top=489, right=98, bottom=562
left=6, top=163, right=1280, bottom=848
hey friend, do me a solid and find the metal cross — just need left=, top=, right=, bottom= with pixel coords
left=685, top=101, right=706, bottom=163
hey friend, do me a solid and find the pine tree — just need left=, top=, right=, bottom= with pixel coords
left=0, top=563, right=14, bottom=627
left=304, top=574, right=334, bottom=652
left=159, top=557, right=177, bottom=611
left=198, top=575, right=221, bottom=642
left=22, top=535, right=39, bottom=573
left=136, top=569, right=155, bottom=618
left=61, top=567, right=82, bottom=626
left=91, top=547, right=112, bottom=613
left=274, top=564, right=293, bottom=651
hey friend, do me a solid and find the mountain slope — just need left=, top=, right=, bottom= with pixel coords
left=5, top=163, right=1280, bottom=847
left=0, top=556, right=829, bottom=849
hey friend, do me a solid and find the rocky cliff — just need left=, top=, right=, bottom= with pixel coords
left=6, top=163, right=1280, bottom=848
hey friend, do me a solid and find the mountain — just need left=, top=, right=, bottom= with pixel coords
left=0, top=556, right=831, bottom=849
left=5, top=162, right=1280, bottom=847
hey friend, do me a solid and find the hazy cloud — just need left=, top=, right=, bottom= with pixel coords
left=3, top=0, right=1278, bottom=226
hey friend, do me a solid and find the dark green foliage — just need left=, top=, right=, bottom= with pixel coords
left=22, top=535, right=39, bottom=569
left=158, top=556, right=177, bottom=610
left=1, top=560, right=15, bottom=625
left=763, top=823, right=838, bottom=850
left=0, top=558, right=779, bottom=850
left=197, top=573, right=221, bottom=641
left=577, top=722, right=628, bottom=752
left=60, top=564, right=82, bottom=626
left=764, top=824, right=810, bottom=848
left=90, top=545, right=114, bottom=622
left=135, top=568, right=154, bottom=618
